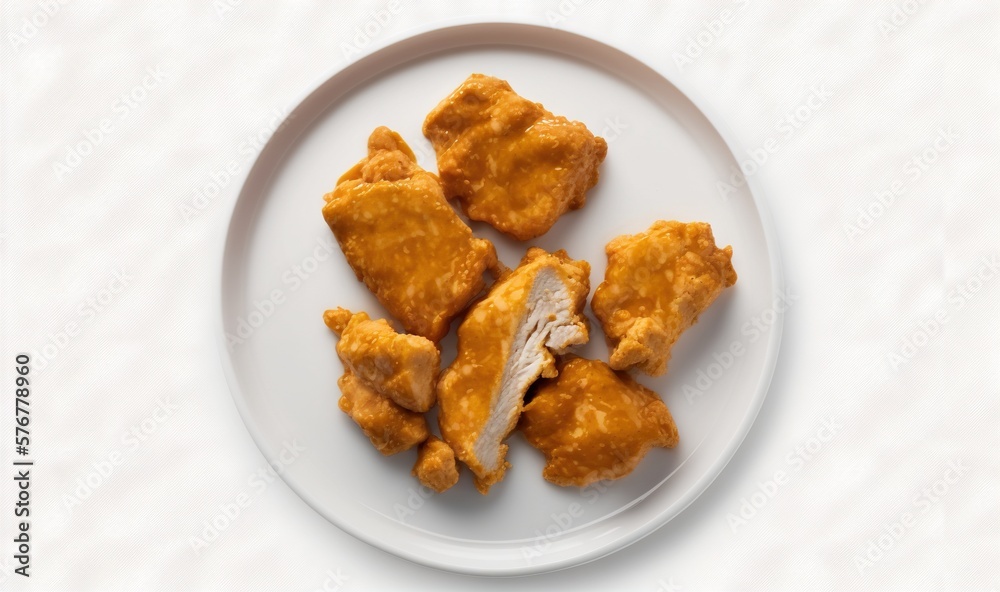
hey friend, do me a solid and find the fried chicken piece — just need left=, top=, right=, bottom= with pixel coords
left=520, top=356, right=679, bottom=487
left=437, top=248, right=590, bottom=494
left=592, top=221, right=737, bottom=376
left=423, top=74, right=608, bottom=240
left=322, top=127, right=500, bottom=342
left=324, top=308, right=439, bottom=412
left=337, top=373, right=429, bottom=455
left=412, top=436, right=460, bottom=493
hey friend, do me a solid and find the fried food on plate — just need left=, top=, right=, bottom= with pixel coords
left=322, top=126, right=500, bottom=342
left=592, top=220, right=737, bottom=376
left=412, top=436, right=460, bottom=493
left=337, top=372, right=429, bottom=455
left=324, top=308, right=439, bottom=413
left=423, top=74, right=608, bottom=240
left=520, top=356, right=679, bottom=487
left=437, top=248, right=590, bottom=494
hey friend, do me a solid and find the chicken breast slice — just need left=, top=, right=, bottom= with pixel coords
left=437, top=248, right=590, bottom=494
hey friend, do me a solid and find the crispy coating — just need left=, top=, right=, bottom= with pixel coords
left=438, top=248, right=590, bottom=494
left=337, top=373, right=429, bottom=455
left=322, top=127, right=500, bottom=342
left=592, top=221, right=737, bottom=376
left=324, top=308, right=440, bottom=412
left=423, top=74, right=608, bottom=240
left=521, top=356, right=679, bottom=487
left=412, top=436, right=460, bottom=493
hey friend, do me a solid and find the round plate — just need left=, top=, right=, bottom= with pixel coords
left=219, top=20, right=782, bottom=576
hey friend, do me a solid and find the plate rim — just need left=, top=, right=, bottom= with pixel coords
left=216, top=16, right=784, bottom=577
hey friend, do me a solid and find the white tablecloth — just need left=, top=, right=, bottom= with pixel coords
left=2, top=1, right=998, bottom=589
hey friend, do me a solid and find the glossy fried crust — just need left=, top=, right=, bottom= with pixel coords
left=324, top=308, right=440, bottom=413
left=322, top=127, right=500, bottom=342
left=423, top=74, right=608, bottom=240
left=437, top=248, right=591, bottom=494
left=412, top=436, right=460, bottom=493
left=520, top=356, right=678, bottom=487
left=337, top=373, right=429, bottom=456
left=591, top=220, right=737, bottom=376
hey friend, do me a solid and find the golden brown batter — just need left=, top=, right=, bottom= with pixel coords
left=324, top=308, right=439, bottom=413
left=423, top=74, right=608, bottom=240
left=323, top=127, right=500, bottom=342
left=520, top=356, right=679, bottom=487
left=437, top=248, right=591, bottom=494
left=412, top=436, right=460, bottom=493
left=592, top=220, right=737, bottom=376
left=337, top=372, right=429, bottom=455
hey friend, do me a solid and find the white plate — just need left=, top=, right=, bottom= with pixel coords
left=219, top=20, right=783, bottom=576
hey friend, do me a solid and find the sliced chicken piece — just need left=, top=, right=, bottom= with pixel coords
left=412, top=436, right=460, bottom=493
left=337, top=372, right=428, bottom=455
left=437, top=248, right=590, bottom=494
left=324, top=308, right=440, bottom=412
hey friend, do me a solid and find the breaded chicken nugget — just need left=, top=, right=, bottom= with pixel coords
left=412, top=436, right=460, bottom=493
left=323, top=127, right=500, bottom=342
left=520, top=356, right=678, bottom=487
left=324, top=308, right=439, bottom=412
left=337, top=373, right=428, bottom=455
left=424, top=74, right=607, bottom=240
left=592, top=220, right=736, bottom=376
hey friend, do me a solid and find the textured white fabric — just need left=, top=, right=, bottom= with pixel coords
left=2, top=1, right=998, bottom=589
